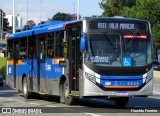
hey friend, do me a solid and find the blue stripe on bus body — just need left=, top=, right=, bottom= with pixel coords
left=100, top=79, right=143, bottom=87
left=44, top=59, right=63, bottom=79
left=100, top=75, right=143, bottom=87
left=100, top=75, right=143, bottom=80
left=7, top=59, right=63, bottom=79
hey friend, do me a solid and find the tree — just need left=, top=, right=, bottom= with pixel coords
left=99, top=0, right=135, bottom=16
left=66, top=14, right=77, bottom=21
left=52, top=12, right=68, bottom=21
left=38, top=21, right=47, bottom=25
left=0, top=9, right=10, bottom=32
left=52, top=12, right=79, bottom=21
left=23, top=20, right=36, bottom=30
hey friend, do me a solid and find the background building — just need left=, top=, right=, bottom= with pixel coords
left=6, top=14, right=23, bottom=30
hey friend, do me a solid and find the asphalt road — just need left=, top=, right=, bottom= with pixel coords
left=0, top=73, right=160, bottom=116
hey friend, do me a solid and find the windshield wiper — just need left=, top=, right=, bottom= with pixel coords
left=125, top=30, right=140, bottom=49
left=102, top=31, right=118, bottom=49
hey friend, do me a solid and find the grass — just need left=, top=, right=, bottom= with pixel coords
left=0, top=57, right=6, bottom=80
left=0, top=57, right=6, bottom=69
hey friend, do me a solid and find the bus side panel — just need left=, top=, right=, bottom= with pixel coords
left=15, top=60, right=33, bottom=91
left=7, top=61, right=14, bottom=88
left=39, top=59, right=63, bottom=95
left=32, top=59, right=38, bottom=92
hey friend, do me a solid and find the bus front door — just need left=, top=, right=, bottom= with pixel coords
left=69, top=32, right=80, bottom=93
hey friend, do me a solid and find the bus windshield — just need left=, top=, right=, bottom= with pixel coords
left=84, top=33, right=152, bottom=67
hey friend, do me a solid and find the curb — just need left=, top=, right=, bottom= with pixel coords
left=154, top=70, right=160, bottom=79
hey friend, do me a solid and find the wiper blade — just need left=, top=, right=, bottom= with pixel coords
left=125, top=30, right=140, bottom=49
left=102, top=32, right=117, bottom=49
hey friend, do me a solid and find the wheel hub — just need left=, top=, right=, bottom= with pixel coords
left=65, top=85, right=69, bottom=98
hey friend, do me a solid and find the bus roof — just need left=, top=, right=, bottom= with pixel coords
left=9, top=30, right=33, bottom=39
left=8, top=17, right=149, bottom=39
left=9, top=21, right=67, bottom=39
left=32, top=21, right=66, bottom=29
left=34, top=21, right=67, bottom=35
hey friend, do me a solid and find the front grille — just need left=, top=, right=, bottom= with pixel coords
left=98, top=70, right=146, bottom=76
left=85, top=62, right=152, bottom=76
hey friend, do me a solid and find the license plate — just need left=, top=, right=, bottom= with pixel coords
left=116, top=92, right=128, bottom=96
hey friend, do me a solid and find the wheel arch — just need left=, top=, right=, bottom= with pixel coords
left=59, top=75, right=67, bottom=87
left=22, top=73, right=27, bottom=87
left=59, top=75, right=67, bottom=103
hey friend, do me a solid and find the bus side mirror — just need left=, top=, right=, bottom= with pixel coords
left=80, top=36, right=86, bottom=52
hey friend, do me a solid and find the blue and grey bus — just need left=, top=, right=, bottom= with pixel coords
left=6, top=17, right=153, bottom=107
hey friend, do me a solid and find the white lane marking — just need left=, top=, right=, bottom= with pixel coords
left=90, top=98, right=109, bottom=103
left=62, top=108, right=75, bottom=111
left=134, top=106, right=142, bottom=108
left=15, top=100, right=26, bottom=103
left=153, top=91, right=160, bottom=95
left=85, top=113, right=102, bottom=116
left=28, top=103, right=40, bottom=105
left=46, top=105, right=57, bottom=107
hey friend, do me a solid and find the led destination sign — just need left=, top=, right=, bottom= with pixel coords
left=98, top=23, right=135, bottom=29
left=89, top=21, right=147, bottom=31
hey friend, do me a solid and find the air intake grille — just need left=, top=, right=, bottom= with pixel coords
left=97, top=70, right=146, bottom=76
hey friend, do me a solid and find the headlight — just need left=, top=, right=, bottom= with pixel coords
left=146, top=74, right=153, bottom=83
left=85, top=72, right=96, bottom=84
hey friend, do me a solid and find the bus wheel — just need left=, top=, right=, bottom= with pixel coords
left=23, top=77, right=32, bottom=99
left=113, top=97, right=129, bottom=108
left=63, top=80, right=75, bottom=105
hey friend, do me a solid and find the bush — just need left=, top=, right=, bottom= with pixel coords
left=0, top=66, right=6, bottom=80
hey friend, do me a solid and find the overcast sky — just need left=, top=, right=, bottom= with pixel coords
left=0, top=0, right=103, bottom=25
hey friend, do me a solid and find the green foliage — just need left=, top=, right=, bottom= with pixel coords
left=0, top=57, right=6, bottom=69
left=99, top=0, right=135, bottom=16
left=52, top=12, right=77, bottom=21
left=52, top=12, right=68, bottom=21
left=0, top=9, right=10, bottom=32
left=0, top=57, right=6, bottom=80
left=0, top=65, right=6, bottom=80
left=23, top=20, right=36, bottom=30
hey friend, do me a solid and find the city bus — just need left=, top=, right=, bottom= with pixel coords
left=6, top=17, right=153, bottom=107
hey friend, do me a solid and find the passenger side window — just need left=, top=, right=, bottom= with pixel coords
left=28, top=37, right=36, bottom=59
left=7, top=40, right=14, bottom=60
left=55, top=31, right=64, bottom=57
left=19, top=38, right=27, bottom=59
left=47, top=33, right=54, bottom=58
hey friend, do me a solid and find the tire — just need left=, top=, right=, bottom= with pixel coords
left=23, top=77, right=32, bottom=99
left=63, top=80, right=75, bottom=105
left=114, top=97, right=129, bottom=108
